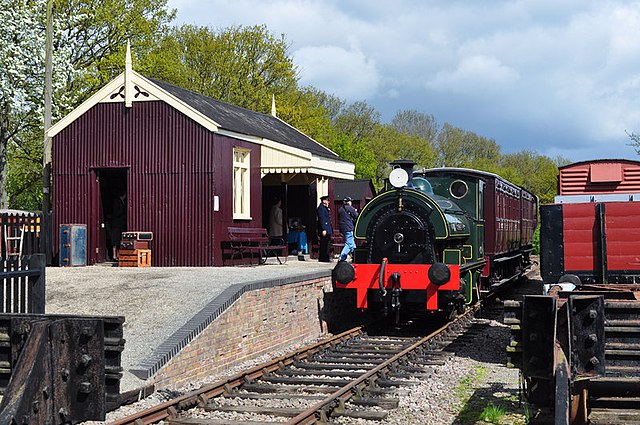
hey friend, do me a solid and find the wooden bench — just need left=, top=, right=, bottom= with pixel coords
left=331, top=233, right=345, bottom=258
left=310, top=233, right=345, bottom=260
left=223, top=227, right=288, bottom=265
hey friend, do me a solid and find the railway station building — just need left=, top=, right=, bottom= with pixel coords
left=46, top=46, right=355, bottom=266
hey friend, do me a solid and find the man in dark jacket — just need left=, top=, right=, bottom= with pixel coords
left=317, top=195, right=333, bottom=262
left=338, top=197, right=359, bottom=261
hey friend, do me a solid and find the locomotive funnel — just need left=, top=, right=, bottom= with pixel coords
left=390, top=159, right=416, bottom=177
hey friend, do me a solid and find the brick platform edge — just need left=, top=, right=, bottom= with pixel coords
left=130, top=270, right=333, bottom=389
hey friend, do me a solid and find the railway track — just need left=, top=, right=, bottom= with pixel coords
left=109, top=296, right=507, bottom=425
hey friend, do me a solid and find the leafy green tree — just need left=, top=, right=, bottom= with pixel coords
left=308, top=89, right=345, bottom=123
left=5, top=0, right=174, bottom=209
left=0, top=0, right=47, bottom=208
left=368, top=124, right=437, bottom=185
left=275, top=87, right=339, bottom=148
left=391, top=110, right=439, bottom=142
left=143, top=24, right=297, bottom=114
left=329, top=132, right=377, bottom=180
left=499, top=151, right=560, bottom=204
left=334, top=101, right=381, bottom=142
left=434, top=123, right=501, bottom=168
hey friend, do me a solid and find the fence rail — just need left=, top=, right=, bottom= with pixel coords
left=0, top=254, right=46, bottom=314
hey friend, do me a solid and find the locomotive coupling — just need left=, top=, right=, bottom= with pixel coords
left=390, top=272, right=402, bottom=310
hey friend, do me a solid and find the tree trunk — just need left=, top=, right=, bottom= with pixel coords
left=0, top=102, right=9, bottom=209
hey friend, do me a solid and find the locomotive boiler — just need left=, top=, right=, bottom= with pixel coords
left=333, top=160, right=537, bottom=323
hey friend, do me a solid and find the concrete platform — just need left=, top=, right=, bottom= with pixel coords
left=45, top=256, right=334, bottom=392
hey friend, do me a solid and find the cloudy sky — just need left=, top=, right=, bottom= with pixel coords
left=166, top=0, right=640, bottom=162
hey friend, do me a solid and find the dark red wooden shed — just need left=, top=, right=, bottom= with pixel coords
left=47, top=49, right=354, bottom=266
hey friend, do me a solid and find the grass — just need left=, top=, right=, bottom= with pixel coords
left=453, top=365, right=530, bottom=424
left=479, top=403, right=507, bottom=423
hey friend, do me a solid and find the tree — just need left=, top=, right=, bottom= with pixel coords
left=628, top=131, right=640, bottom=155
left=5, top=0, right=174, bottom=209
left=0, top=0, right=46, bottom=208
left=391, top=110, right=439, bottom=142
left=434, top=123, right=501, bottom=168
left=329, top=132, right=377, bottom=181
left=142, top=24, right=297, bottom=114
left=275, top=87, right=339, bottom=148
left=498, top=151, right=561, bottom=204
left=367, top=124, right=437, bottom=185
left=334, top=101, right=381, bottom=143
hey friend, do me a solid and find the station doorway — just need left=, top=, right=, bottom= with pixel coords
left=95, top=168, right=128, bottom=262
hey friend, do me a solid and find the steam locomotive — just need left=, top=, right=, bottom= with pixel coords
left=333, top=160, right=537, bottom=323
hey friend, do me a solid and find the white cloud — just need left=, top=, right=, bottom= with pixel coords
left=426, top=55, right=520, bottom=93
left=165, top=0, right=640, bottom=161
left=293, top=44, right=380, bottom=100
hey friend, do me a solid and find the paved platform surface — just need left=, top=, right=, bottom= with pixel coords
left=45, top=256, right=334, bottom=391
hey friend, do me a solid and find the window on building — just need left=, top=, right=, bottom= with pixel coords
left=233, top=148, right=251, bottom=219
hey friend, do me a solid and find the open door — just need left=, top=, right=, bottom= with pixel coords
left=92, top=168, right=128, bottom=263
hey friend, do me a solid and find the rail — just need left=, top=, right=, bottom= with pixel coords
left=111, top=300, right=484, bottom=424
left=109, top=326, right=365, bottom=425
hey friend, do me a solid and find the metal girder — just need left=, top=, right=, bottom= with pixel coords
left=568, top=295, right=605, bottom=380
left=0, top=318, right=106, bottom=424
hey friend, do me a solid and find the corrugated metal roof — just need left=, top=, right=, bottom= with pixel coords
left=559, top=160, right=640, bottom=195
left=148, top=78, right=338, bottom=160
left=333, top=179, right=376, bottom=201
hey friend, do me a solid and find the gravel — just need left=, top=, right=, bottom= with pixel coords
left=45, top=258, right=334, bottom=392
left=77, top=263, right=544, bottom=424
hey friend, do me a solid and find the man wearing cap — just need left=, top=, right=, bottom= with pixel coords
left=338, top=197, right=359, bottom=262
left=317, top=195, right=333, bottom=262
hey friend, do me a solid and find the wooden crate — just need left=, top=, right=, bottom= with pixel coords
left=118, top=249, right=151, bottom=267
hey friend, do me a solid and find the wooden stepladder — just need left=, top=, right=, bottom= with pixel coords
left=4, top=224, right=25, bottom=265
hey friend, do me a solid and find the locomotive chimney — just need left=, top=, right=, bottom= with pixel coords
left=390, top=159, right=416, bottom=177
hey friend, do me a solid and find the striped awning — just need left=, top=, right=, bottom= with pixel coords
left=261, top=142, right=354, bottom=180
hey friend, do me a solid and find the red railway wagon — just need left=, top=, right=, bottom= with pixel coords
left=541, top=159, right=640, bottom=284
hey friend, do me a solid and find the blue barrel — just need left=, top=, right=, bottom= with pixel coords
left=59, top=224, right=87, bottom=266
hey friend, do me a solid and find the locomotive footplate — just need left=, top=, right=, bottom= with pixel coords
left=333, top=262, right=460, bottom=310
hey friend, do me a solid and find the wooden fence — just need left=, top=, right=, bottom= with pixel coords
left=0, top=254, right=46, bottom=314
left=0, top=212, right=43, bottom=257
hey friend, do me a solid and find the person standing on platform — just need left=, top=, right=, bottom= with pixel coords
left=268, top=197, right=284, bottom=245
left=111, top=191, right=127, bottom=261
left=338, top=196, right=358, bottom=262
left=316, top=195, right=333, bottom=262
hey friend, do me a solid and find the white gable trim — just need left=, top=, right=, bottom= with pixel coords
left=46, top=71, right=355, bottom=180
left=47, top=71, right=221, bottom=138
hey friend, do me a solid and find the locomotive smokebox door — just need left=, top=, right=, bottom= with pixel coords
left=568, top=295, right=605, bottom=380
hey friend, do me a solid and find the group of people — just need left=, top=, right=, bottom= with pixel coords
left=267, top=194, right=359, bottom=263
left=316, top=195, right=359, bottom=263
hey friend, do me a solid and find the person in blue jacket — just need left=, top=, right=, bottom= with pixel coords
left=316, top=195, right=333, bottom=262
left=338, top=197, right=359, bottom=261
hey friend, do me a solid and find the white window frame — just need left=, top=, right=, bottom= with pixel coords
left=233, top=147, right=251, bottom=219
